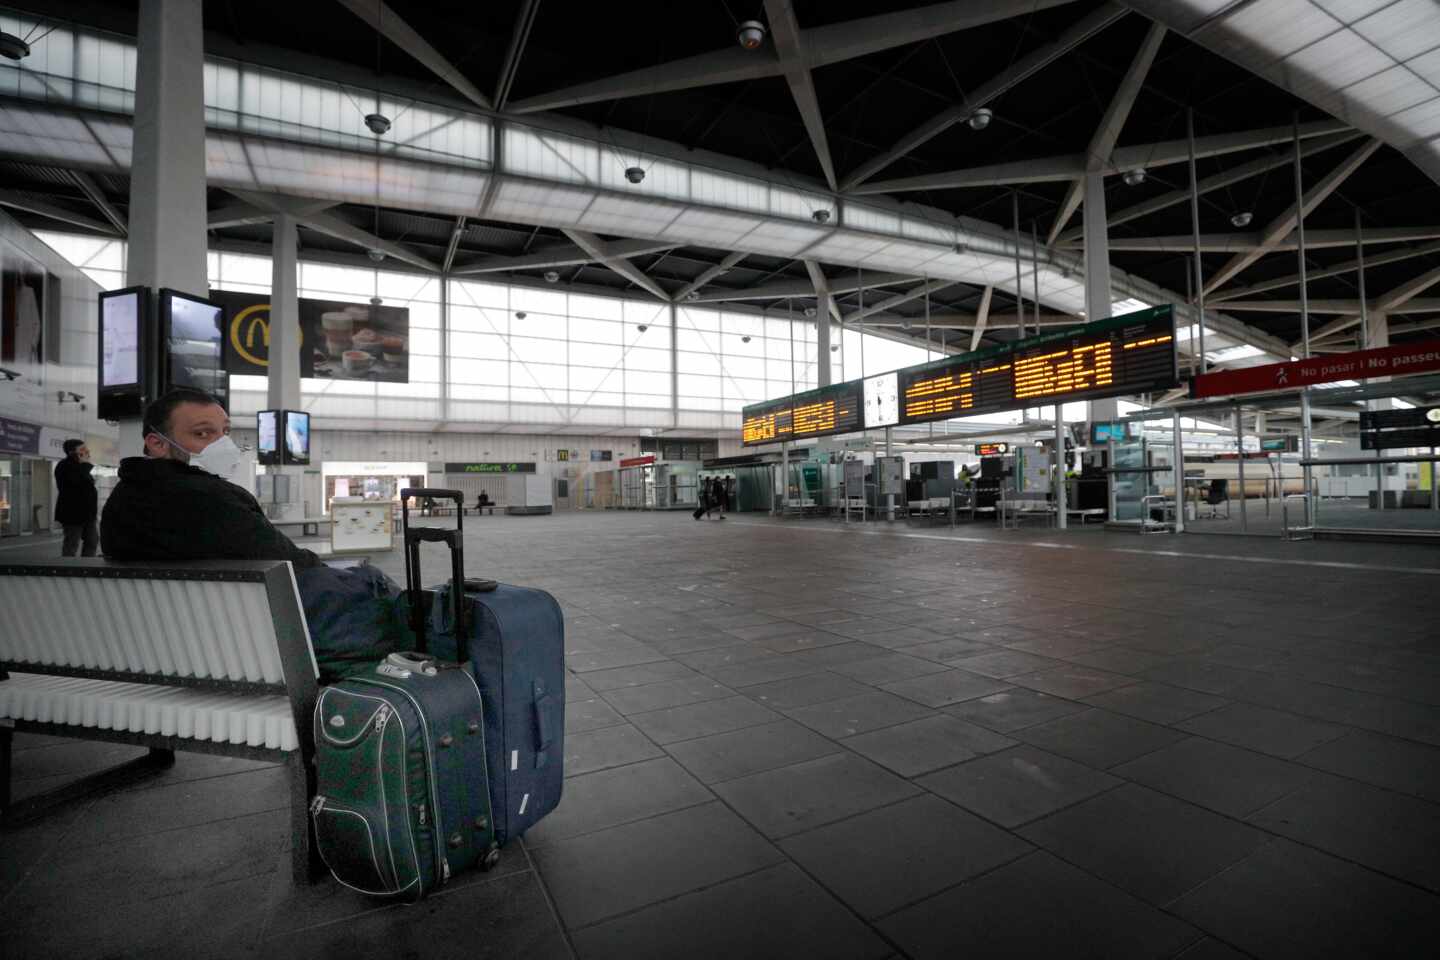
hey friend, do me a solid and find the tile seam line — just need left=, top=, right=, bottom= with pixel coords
left=725, top=519, right=1440, bottom=576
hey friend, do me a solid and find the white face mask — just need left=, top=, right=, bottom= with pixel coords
left=165, top=433, right=246, bottom=482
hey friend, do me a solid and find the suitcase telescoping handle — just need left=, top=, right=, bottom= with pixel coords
left=399, top=487, right=467, bottom=660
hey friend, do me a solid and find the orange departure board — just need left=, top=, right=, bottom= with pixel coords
left=742, top=380, right=863, bottom=447
left=899, top=306, right=1176, bottom=424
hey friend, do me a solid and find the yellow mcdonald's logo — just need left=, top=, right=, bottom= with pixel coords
left=229, top=304, right=304, bottom=368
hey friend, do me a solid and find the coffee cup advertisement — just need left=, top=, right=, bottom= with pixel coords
left=214, top=290, right=411, bottom=383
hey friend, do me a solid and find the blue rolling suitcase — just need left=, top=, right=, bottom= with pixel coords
left=400, top=489, right=565, bottom=846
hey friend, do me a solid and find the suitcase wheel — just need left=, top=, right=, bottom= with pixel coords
left=481, top=846, right=501, bottom=871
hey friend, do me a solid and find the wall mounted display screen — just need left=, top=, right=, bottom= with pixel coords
left=256, top=410, right=279, bottom=465
left=161, top=288, right=227, bottom=407
left=1090, top=421, right=1140, bottom=444
left=97, top=285, right=151, bottom=421
left=282, top=410, right=310, bottom=465
left=742, top=379, right=863, bottom=446
left=898, top=306, right=1177, bottom=425
left=862, top=371, right=899, bottom=429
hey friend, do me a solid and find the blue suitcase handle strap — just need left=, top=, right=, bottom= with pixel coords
left=533, top=680, right=556, bottom=768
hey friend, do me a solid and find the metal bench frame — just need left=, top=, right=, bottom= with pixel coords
left=0, top=559, right=323, bottom=884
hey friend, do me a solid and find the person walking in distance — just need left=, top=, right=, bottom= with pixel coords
left=55, top=438, right=99, bottom=557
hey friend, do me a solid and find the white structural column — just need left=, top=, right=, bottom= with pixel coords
left=805, top=261, right=833, bottom=386
left=126, top=0, right=208, bottom=456
left=267, top=213, right=304, bottom=520
left=267, top=214, right=302, bottom=412
left=129, top=0, right=207, bottom=296
left=1082, top=171, right=1116, bottom=428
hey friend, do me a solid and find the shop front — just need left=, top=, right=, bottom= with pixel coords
left=319, top=461, right=428, bottom=515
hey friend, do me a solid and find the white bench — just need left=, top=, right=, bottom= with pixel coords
left=0, top=559, right=323, bottom=883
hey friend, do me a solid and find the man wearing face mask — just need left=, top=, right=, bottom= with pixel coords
left=100, top=387, right=320, bottom=569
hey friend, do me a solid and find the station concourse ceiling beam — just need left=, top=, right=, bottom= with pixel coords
left=68, top=170, right=127, bottom=236
left=1374, top=263, right=1440, bottom=314
left=970, top=285, right=993, bottom=351
left=687, top=270, right=914, bottom=303
left=442, top=216, right=466, bottom=274
left=1220, top=299, right=1363, bottom=313
left=0, top=190, right=120, bottom=235
left=562, top=229, right=671, bottom=301
left=1046, top=21, right=1167, bottom=245
left=1055, top=132, right=1363, bottom=244
left=226, top=189, right=438, bottom=272
left=841, top=276, right=957, bottom=324
left=1209, top=240, right=1440, bottom=303
left=504, top=0, right=1077, bottom=115
left=840, top=2, right=1128, bottom=191
left=764, top=0, right=837, bottom=191
left=853, top=119, right=1350, bottom=195
left=672, top=250, right=748, bottom=303
left=493, top=0, right=541, bottom=112
left=450, top=237, right=676, bottom=276
left=1202, top=137, right=1382, bottom=295
left=1085, top=224, right=1440, bottom=253
left=333, top=0, right=493, bottom=111
left=206, top=202, right=274, bottom=229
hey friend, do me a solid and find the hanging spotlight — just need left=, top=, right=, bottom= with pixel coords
left=515, top=311, right=528, bottom=320
left=967, top=108, right=993, bottom=131
left=369, top=296, right=383, bottom=306
left=0, top=31, right=31, bottom=60
left=812, top=209, right=831, bottom=224
left=624, top=166, right=646, bottom=184
left=1122, top=168, right=1147, bottom=187
left=1230, top=211, right=1254, bottom=228
left=544, top=270, right=560, bottom=283
left=685, top=291, right=700, bottom=302
left=364, top=113, right=391, bottom=135
left=636, top=324, right=648, bottom=333
left=736, top=20, right=766, bottom=49
left=804, top=306, right=817, bottom=318
left=830, top=344, right=840, bottom=353
left=741, top=335, right=752, bottom=344
left=367, top=248, right=385, bottom=262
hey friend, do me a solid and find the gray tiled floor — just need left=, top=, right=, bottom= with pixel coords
left=5, top=511, right=1440, bottom=958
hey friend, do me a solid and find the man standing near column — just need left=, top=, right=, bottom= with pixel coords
left=55, top=438, right=99, bottom=557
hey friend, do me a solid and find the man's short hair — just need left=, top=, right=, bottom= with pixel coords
left=143, top=388, right=225, bottom=440
left=63, top=438, right=84, bottom=456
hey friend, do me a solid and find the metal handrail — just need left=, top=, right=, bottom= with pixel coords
left=1300, top=455, right=1440, bottom=466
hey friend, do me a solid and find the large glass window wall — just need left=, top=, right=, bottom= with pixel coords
left=35, top=230, right=1086, bottom=434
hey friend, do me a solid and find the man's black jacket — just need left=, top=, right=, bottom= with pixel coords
left=54, top=457, right=98, bottom=525
left=101, top=456, right=319, bottom=568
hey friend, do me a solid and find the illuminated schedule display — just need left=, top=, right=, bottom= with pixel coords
left=899, top=305, right=1176, bottom=424
left=742, top=379, right=863, bottom=446
left=741, top=306, right=1176, bottom=446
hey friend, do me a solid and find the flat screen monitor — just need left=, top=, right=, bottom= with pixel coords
left=1090, top=421, right=1138, bottom=444
left=97, top=286, right=150, bottom=419
left=282, top=410, right=310, bottom=465
left=256, top=409, right=280, bottom=465
left=160, top=288, right=227, bottom=407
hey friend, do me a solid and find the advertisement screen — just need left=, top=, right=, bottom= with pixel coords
left=162, top=290, right=227, bottom=406
left=212, top=290, right=411, bottom=383
left=100, top=289, right=141, bottom=388
left=256, top=410, right=279, bottom=465
left=283, top=410, right=310, bottom=465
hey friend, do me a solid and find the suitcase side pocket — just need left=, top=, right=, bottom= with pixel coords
left=312, top=797, right=391, bottom=895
